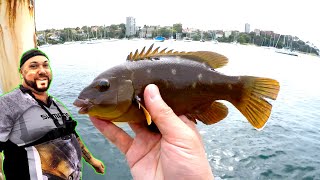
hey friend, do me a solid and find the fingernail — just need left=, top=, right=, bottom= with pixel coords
left=148, top=84, right=161, bottom=102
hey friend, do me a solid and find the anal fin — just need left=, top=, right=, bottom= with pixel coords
left=186, top=102, right=228, bottom=125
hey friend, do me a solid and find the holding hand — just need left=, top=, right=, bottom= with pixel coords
left=90, top=84, right=213, bottom=180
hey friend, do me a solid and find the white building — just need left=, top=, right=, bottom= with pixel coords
left=139, top=26, right=156, bottom=38
left=224, top=31, right=232, bottom=38
left=245, top=23, right=250, bottom=33
left=126, top=17, right=136, bottom=37
left=254, top=29, right=261, bottom=36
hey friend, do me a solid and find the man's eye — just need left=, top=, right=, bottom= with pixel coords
left=29, top=65, right=37, bottom=68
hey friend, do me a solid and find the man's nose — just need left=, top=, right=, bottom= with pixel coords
left=38, top=66, right=47, bottom=74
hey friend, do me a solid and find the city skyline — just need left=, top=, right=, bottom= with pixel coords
left=35, top=0, right=319, bottom=47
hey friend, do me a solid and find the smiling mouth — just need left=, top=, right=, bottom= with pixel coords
left=36, top=77, right=48, bottom=84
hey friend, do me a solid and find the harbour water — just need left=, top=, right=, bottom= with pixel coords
left=3, top=40, right=320, bottom=179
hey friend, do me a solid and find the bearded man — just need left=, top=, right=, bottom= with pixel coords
left=0, top=49, right=105, bottom=180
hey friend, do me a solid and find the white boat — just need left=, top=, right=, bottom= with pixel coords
left=200, top=31, right=205, bottom=42
left=183, top=37, right=192, bottom=42
left=275, top=48, right=298, bottom=56
left=39, top=43, right=51, bottom=48
left=212, top=40, right=219, bottom=44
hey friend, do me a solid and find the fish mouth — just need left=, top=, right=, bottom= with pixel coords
left=73, top=98, right=94, bottom=114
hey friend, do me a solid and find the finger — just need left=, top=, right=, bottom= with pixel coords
left=143, top=84, right=190, bottom=136
left=90, top=116, right=133, bottom=154
left=179, top=115, right=197, bottom=130
left=179, top=115, right=203, bottom=141
left=180, top=116, right=205, bottom=144
left=128, top=122, right=148, bottom=135
left=99, top=164, right=105, bottom=174
left=98, top=163, right=105, bottom=174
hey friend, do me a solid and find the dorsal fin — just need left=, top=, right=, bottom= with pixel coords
left=126, top=44, right=229, bottom=69
left=132, top=49, right=139, bottom=60
left=137, top=46, right=146, bottom=59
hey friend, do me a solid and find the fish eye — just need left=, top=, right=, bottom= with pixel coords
left=97, top=79, right=110, bottom=92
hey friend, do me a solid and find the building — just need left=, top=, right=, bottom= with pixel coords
left=245, top=23, right=250, bottom=33
left=215, top=30, right=224, bottom=38
left=254, top=29, right=261, bottom=36
left=126, top=17, right=136, bottom=37
left=224, top=31, right=232, bottom=38
left=263, top=31, right=274, bottom=36
left=139, top=26, right=156, bottom=38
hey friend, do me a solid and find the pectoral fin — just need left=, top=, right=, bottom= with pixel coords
left=141, top=104, right=152, bottom=125
left=186, top=102, right=228, bottom=125
left=135, top=96, right=152, bottom=125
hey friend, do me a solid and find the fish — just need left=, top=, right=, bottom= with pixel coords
left=0, top=0, right=37, bottom=93
left=74, top=44, right=280, bottom=130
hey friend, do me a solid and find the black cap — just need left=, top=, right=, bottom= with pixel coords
left=20, top=48, right=49, bottom=68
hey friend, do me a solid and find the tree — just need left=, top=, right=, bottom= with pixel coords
left=159, top=27, right=171, bottom=38
left=119, top=23, right=126, bottom=38
left=173, top=23, right=182, bottom=33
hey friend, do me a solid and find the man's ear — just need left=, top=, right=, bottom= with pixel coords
left=19, top=67, right=24, bottom=79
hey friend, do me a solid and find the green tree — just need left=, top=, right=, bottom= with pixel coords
left=159, top=27, right=171, bottom=38
left=173, top=23, right=182, bottom=33
left=119, top=23, right=126, bottom=38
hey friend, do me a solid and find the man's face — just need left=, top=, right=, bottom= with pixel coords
left=20, top=55, right=52, bottom=93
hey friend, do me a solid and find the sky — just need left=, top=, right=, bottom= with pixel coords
left=35, top=0, right=319, bottom=47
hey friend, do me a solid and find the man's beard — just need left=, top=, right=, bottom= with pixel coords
left=25, top=77, right=51, bottom=92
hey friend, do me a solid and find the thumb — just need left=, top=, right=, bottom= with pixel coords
left=144, top=84, right=189, bottom=136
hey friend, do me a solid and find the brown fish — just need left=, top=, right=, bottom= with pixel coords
left=74, top=44, right=280, bottom=130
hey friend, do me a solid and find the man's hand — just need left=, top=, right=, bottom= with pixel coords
left=90, top=84, right=214, bottom=180
left=88, top=157, right=105, bottom=174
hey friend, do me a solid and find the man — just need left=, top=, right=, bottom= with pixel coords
left=0, top=49, right=104, bottom=179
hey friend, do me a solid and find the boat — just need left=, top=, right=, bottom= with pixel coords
left=184, top=31, right=193, bottom=42
left=275, top=35, right=298, bottom=56
left=212, top=40, right=219, bottom=44
left=275, top=48, right=298, bottom=56
left=154, top=36, right=165, bottom=42
left=131, top=38, right=142, bottom=41
left=183, top=37, right=192, bottom=42
left=231, top=41, right=239, bottom=45
left=200, top=31, right=205, bottom=42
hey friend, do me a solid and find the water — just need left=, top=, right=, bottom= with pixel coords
left=6, top=40, right=320, bottom=179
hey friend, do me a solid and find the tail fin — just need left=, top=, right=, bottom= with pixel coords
left=231, top=76, right=280, bottom=130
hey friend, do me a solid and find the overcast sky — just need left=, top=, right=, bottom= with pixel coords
left=35, top=0, right=319, bottom=46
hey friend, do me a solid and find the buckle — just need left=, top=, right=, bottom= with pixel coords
left=61, top=134, right=72, bottom=140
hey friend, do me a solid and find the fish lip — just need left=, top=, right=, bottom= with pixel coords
left=73, top=98, right=94, bottom=114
